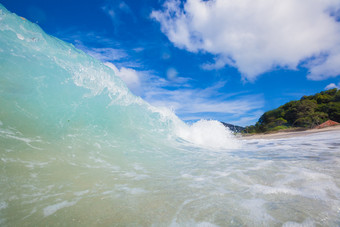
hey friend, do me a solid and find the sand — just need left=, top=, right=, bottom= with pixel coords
left=240, top=125, right=340, bottom=140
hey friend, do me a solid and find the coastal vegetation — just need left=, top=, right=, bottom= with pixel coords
left=245, top=88, right=340, bottom=133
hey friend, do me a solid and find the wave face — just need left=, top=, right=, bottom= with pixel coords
left=1, top=4, right=340, bottom=226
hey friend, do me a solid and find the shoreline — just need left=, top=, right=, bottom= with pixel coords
left=239, top=125, right=340, bottom=140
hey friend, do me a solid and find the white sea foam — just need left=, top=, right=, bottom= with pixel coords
left=122, top=171, right=150, bottom=180
left=16, top=33, right=24, bottom=40
left=169, top=221, right=219, bottom=227
left=282, top=218, right=315, bottom=227
left=241, top=199, right=274, bottom=223
left=175, top=119, right=240, bottom=149
left=148, top=104, right=240, bottom=149
left=115, top=184, right=147, bottom=195
left=43, top=200, right=77, bottom=216
left=74, top=190, right=89, bottom=196
left=0, top=201, right=8, bottom=210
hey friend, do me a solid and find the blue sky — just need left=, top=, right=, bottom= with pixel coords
left=3, top=0, right=340, bottom=126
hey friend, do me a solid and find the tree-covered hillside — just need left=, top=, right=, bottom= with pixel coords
left=245, top=88, right=340, bottom=133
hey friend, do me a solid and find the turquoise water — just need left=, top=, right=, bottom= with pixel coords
left=1, top=4, right=340, bottom=226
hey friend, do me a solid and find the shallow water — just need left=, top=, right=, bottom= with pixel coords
left=1, top=4, right=340, bottom=226
left=1, top=131, right=340, bottom=226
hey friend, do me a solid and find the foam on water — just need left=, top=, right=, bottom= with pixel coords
left=1, top=4, right=340, bottom=226
left=43, top=200, right=78, bottom=217
left=175, top=119, right=240, bottom=149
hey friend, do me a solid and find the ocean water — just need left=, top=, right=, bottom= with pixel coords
left=1, top=4, right=340, bottom=226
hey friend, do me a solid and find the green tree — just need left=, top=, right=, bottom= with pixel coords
left=244, top=88, right=340, bottom=133
left=327, top=102, right=340, bottom=122
left=316, top=94, right=332, bottom=104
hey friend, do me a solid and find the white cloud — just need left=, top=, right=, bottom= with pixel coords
left=118, top=1, right=132, bottom=13
left=325, top=82, right=340, bottom=89
left=143, top=81, right=264, bottom=126
left=307, top=49, right=340, bottom=80
left=57, top=30, right=118, bottom=47
left=102, top=0, right=136, bottom=30
left=133, top=47, right=144, bottom=52
left=152, top=0, right=340, bottom=81
left=167, top=67, right=178, bottom=80
left=83, top=47, right=127, bottom=61
left=100, top=61, right=263, bottom=126
left=102, top=63, right=263, bottom=125
left=104, top=62, right=141, bottom=93
left=69, top=39, right=145, bottom=95
left=229, top=112, right=263, bottom=127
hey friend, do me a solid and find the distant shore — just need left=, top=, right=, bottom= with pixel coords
left=240, top=125, right=340, bottom=140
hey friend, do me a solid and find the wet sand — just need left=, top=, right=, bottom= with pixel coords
left=240, top=125, right=340, bottom=140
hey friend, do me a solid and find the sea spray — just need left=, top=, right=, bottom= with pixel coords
left=1, top=4, right=340, bottom=226
left=175, top=119, right=240, bottom=149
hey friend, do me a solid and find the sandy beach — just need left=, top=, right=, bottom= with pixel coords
left=240, top=125, right=340, bottom=139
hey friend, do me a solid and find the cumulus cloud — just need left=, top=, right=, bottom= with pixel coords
left=151, top=0, right=340, bottom=81
left=325, top=82, right=340, bottom=89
